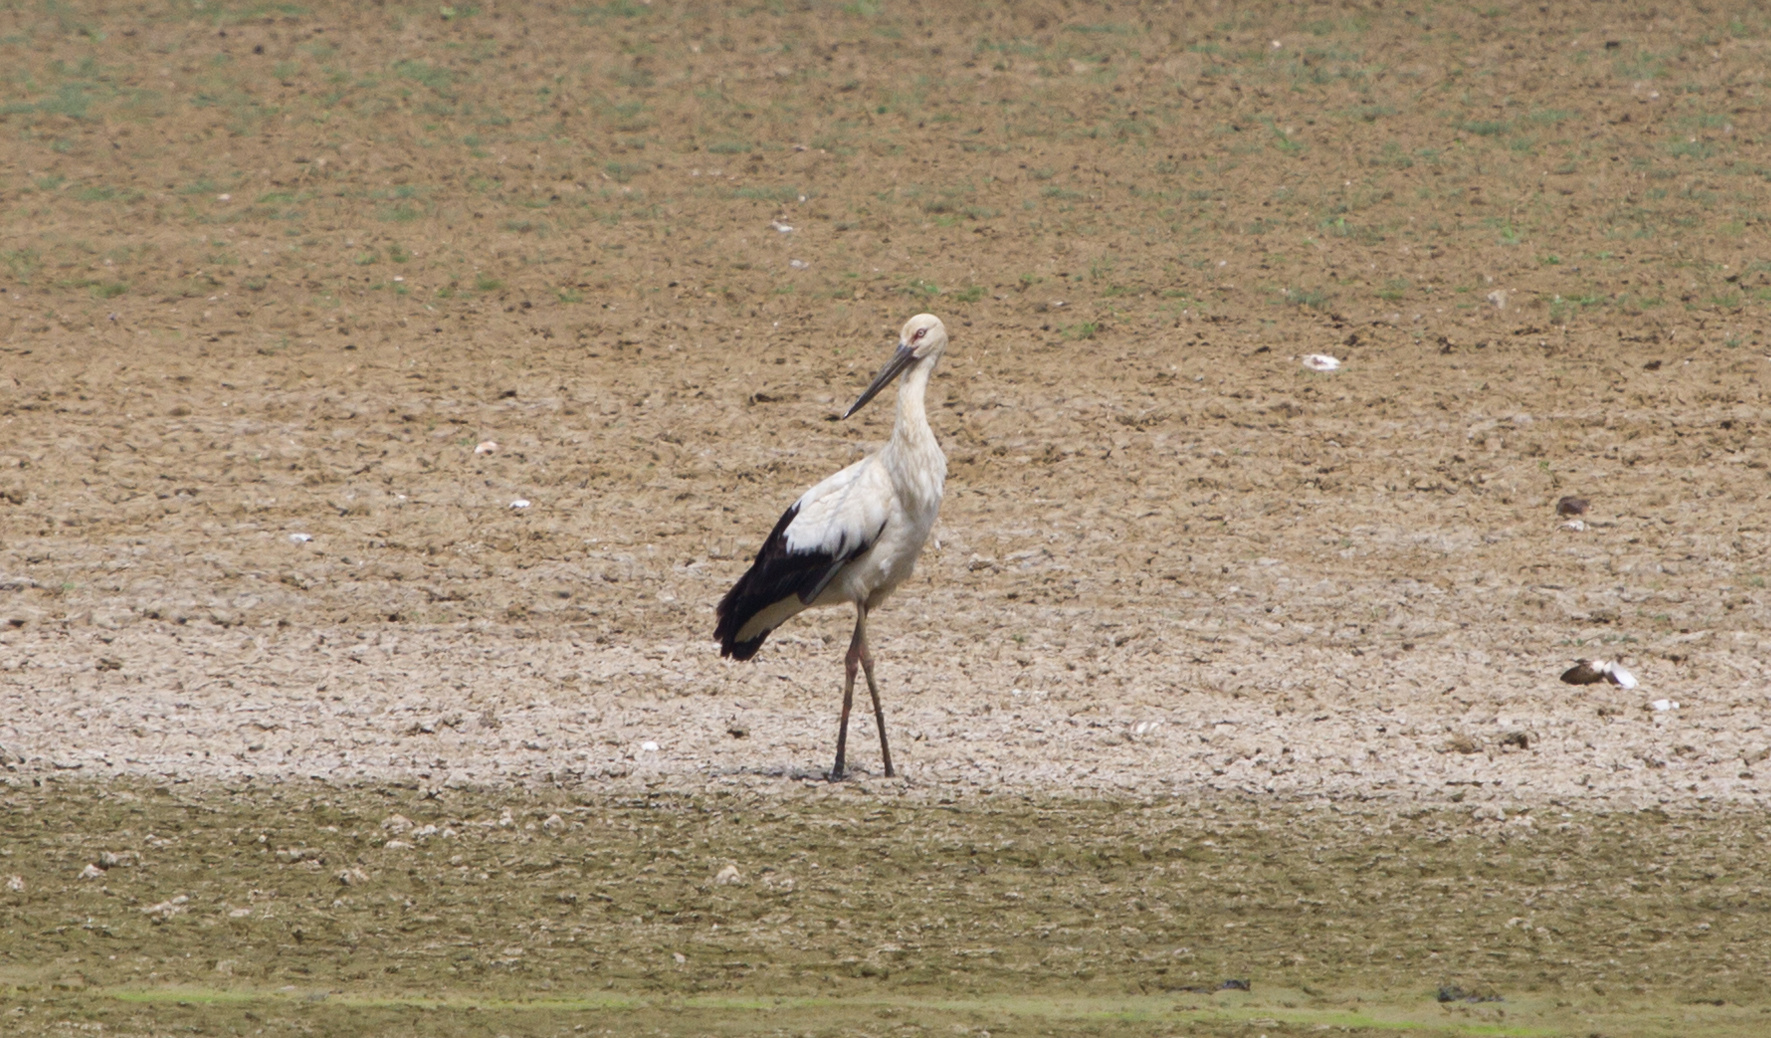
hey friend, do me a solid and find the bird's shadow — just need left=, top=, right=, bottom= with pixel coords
left=706, top=763, right=897, bottom=783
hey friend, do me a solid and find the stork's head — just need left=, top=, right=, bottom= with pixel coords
left=899, top=312, right=948, bottom=361
left=843, top=313, right=949, bottom=419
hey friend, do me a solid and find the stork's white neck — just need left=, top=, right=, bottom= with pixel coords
left=881, top=356, right=946, bottom=508
left=889, top=357, right=939, bottom=449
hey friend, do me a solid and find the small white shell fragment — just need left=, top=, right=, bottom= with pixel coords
left=1651, top=699, right=1678, bottom=712
left=509, top=499, right=531, bottom=509
left=789, top=259, right=809, bottom=270
left=1560, top=519, right=1586, bottom=532
left=474, top=440, right=499, bottom=455
left=1302, top=354, right=1342, bottom=372
left=288, top=533, right=312, bottom=544
left=714, top=864, right=744, bottom=886
left=640, top=741, right=660, bottom=753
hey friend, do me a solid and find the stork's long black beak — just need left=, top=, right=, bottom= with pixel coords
left=842, top=342, right=918, bottom=419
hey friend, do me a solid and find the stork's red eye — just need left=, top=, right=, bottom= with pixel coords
left=912, top=328, right=927, bottom=341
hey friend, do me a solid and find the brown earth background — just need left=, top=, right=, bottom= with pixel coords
left=2, top=1, right=1771, bottom=1033
left=3, top=0, right=1768, bottom=804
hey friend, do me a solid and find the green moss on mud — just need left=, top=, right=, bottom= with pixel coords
left=1, top=782, right=1768, bottom=1035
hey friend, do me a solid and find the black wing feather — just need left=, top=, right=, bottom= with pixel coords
left=714, top=502, right=880, bottom=661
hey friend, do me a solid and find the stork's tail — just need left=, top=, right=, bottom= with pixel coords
left=714, top=578, right=772, bottom=661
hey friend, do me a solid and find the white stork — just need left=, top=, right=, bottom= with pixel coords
left=715, top=313, right=951, bottom=780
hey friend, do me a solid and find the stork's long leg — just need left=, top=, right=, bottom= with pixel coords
left=855, top=609, right=894, bottom=778
left=832, top=608, right=864, bottom=781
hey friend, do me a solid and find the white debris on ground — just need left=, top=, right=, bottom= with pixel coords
left=1301, top=354, right=1342, bottom=372
left=474, top=440, right=499, bottom=455
left=1560, top=659, right=1638, bottom=689
left=288, top=533, right=312, bottom=544
left=142, top=895, right=188, bottom=919
left=510, top=499, right=531, bottom=509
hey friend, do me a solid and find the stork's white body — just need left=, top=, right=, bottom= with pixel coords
left=733, top=363, right=946, bottom=644
left=715, top=313, right=952, bottom=779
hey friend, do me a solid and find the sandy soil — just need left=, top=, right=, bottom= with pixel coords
left=2, top=0, right=1769, bottom=810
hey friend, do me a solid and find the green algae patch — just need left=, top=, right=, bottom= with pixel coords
left=2, top=781, right=1769, bottom=1035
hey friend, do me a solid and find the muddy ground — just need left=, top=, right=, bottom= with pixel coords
left=1, top=0, right=1769, bottom=1033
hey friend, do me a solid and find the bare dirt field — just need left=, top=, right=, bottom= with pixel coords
left=2, top=1, right=1770, bottom=1033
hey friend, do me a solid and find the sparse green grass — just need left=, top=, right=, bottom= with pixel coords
left=0, top=0, right=1764, bottom=346
left=1279, top=287, right=1333, bottom=309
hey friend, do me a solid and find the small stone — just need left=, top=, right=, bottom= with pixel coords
left=142, top=895, right=188, bottom=919
left=542, top=813, right=565, bottom=832
left=382, top=839, right=412, bottom=850
left=336, top=867, right=370, bottom=886
left=381, top=814, right=414, bottom=834
left=714, top=864, right=744, bottom=886
left=79, top=864, right=104, bottom=879
left=640, top=741, right=660, bottom=753
left=1471, top=804, right=1507, bottom=823
left=5, top=874, right=23, bottom=892
left=673, top=952, right=687, bottom=964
